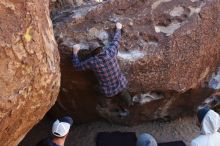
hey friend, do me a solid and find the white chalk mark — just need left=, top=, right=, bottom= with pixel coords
left=155, top=21, right=182, bottom=36
left=133, top=92, right=164, bottom=105
left=153, top=1, right=206, bottom=36
left=191, top=0, right=200, bottom=2
left=118, top=50, right=145, bottom=61
left=170, top=6, right=184, bottom=17
left=189, top=2, right=206, bottom=16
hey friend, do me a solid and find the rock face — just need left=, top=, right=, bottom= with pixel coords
left=50, top=0, right=89, bottom=11
left=51, top=0, right=220, bottom=124
left=0, top=0, right=60, bottom=145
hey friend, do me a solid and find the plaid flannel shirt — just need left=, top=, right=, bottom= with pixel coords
left=72, top=29, right=127, bottom=97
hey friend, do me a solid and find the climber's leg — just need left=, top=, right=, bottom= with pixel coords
left=96, top=94, right=130, bottom=117
left=94, top=85, right=111, bottom=108
left=97, top=95, right=112, bottom=108
left=96, top=103, right=130, bottom=118
left=119, top=89, right=133, bottom=106
left=95, top=86, right=130, bottom=117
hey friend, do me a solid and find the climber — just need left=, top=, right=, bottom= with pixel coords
left=136, top=133, right=158, bottom=146
left=191, top=107, right=220, bottom=146
left=72, top=22, right=133, bottom=111
left=36, top=116, right=73, bottom=146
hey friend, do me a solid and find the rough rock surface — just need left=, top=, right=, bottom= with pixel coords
left=50, top=0, right=92, bottom=11
left=51, top=0, right=220, bottom=124
left=0, top=0, right=60, bottom=145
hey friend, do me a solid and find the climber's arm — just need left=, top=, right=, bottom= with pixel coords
left=72, top=44, right=92, bottom=71
left=106, top=29, right=121, bottom=57
left=72, top=54, right=92, bottom=71
left=106, top=23, right=122, bottom=57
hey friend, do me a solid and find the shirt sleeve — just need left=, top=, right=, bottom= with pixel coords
left=105, top=29, right=121, bottom=57
left=72, top=54, right=93, bottom=71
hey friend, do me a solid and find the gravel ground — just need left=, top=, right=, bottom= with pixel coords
left=19, top=116, right=200, bottom=146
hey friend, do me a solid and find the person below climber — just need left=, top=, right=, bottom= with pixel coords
left=36, top=116, right=73, bottom=146
left=191, top=107, right=220, bottom=146
left=136, top=133, right=158, bottom=146
left=72, top=22, right=133, bottom=115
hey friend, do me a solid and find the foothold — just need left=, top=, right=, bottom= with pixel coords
left=133, top=92, right=164, bottom=105
left=24, top=26, right=32, bottom=42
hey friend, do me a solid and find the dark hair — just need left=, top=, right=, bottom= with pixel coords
left=78, top=47, right=103, bottom=61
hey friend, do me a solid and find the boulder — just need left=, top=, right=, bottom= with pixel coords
left=51, top=0, right=220, bottom=125
left=0, top=0, right=60, bottom=145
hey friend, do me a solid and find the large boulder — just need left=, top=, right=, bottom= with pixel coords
left=51, top=0, right=220, bottom=124
left=0, top=0, right=60, bottom=145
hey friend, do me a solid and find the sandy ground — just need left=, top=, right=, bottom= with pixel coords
left=19, top=116, right=200, bottom=146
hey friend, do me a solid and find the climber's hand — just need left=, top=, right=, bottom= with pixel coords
left=116, top=22, right=123, bottom=30
left=73, top=44, right=80, bottom=55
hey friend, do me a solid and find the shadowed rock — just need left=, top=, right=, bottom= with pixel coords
left=51, top=0, right=220, bottom=125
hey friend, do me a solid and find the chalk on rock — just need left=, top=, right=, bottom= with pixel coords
left=133, top=92, right=164, bottom=105
left=96, top=0, right=103, bottom=3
